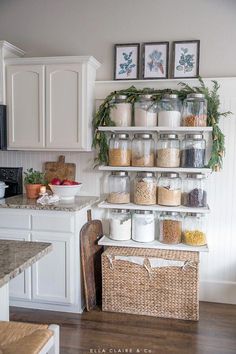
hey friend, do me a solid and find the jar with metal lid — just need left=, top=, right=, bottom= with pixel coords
left=109, top=133, right=131, bottom=166
left=182, top=173, right=207, bottom=207
left=132, top=133, right=155, bottom=167
left=107, top=171, right=130, bottom=204
left=110, top=209, right=132, bottom=241
left=181, top=134, right=206, bottom=168
left=110, top=94, right=132, bottom=126
left=132, top=210, right=155, bottom=243
left=182, top=213, right=207, bottom=246
left=157, top=94, right=182, bottom=127
left=159, top=212, right=182, bottom=244
left=156, top=134, right=180, bottom=167
left=134, top=95, right=157, bottom=126
left=182, top=93, right=207, bottom=127
left=134, top=172, right=157, bottom=205
left=157, top=172, right=181, bottom=206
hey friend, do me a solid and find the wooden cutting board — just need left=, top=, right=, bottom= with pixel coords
left=44, top=155, right=76, bottom=183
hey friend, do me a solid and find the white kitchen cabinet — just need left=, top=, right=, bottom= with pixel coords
left=5, top=56, right=100, bottom=151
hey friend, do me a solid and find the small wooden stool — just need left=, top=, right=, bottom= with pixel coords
left=0, top=321, right=59, bottom=354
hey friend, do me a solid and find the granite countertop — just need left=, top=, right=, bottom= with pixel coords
left=0, top=195, right=100, bottom=212
left=0, top=240, right=52, bottom=287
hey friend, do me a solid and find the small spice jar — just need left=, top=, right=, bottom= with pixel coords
left=157, top=172, right=181, bottom=206
left=134, top=95, right=157, bottom=126
left=182, top=93, right=207, bottom=127
left=156, top=134, right=180, bottom=168
left=182, top=173, right=207, bottom=207
left=132, top=210, right=155, bottom=243
left=107, top=171, right=130, bottom=204
left=132, top=133, right=155, bottom=167
left=182, top=213, right=207, bottom=246
left=134, top=172, right=157, bottom=205
left=109, top=133, right=131, bottom=166
left=159, top=212, right=182, bottom=244
left=110, top=94, right=132, bottom=127
left=157, top=94, right=182, bottom=127
left=181, top=134, right=206, bottom=168
left=110, top=209, right=132, bottom=241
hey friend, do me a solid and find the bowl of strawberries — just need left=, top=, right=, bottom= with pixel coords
left=49, top=178, right=82, bottom=201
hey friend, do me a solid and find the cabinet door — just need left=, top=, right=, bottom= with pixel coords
left=46, top=64, right=83, bottom=149
left=31, top=232, right=75, bottom=304
left=0, top=231, right=31, bottom=300
left=6, top=65, right=45, bottom=149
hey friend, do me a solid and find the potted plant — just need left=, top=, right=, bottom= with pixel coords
left=24, top=168, right=45, bottom=199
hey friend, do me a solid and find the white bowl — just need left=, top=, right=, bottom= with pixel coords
left=49, top=183, right=82, bottom=201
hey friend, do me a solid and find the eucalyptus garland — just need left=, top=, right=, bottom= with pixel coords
left=92, top=78, right=231, bottom=171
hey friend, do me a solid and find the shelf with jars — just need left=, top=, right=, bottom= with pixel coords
left=98, top=126, right=213, bottom=132
left=98, top=166, right=212, bottom=174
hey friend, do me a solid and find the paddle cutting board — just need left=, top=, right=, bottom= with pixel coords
left=44, top=155, right=76, bottom=184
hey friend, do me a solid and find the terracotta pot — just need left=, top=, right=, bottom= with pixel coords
left=25, top=184, right=42, bottom=199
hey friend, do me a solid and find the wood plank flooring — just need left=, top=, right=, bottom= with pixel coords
left=10, top=302, right=236, bottom=354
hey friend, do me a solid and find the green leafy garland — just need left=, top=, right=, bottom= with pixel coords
left=92, top=78, right=231, bottom=171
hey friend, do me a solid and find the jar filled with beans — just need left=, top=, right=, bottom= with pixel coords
left=182, top=93, right=207, bottom=127
left=134, top=172, right=157, bottom=205
left=159, top=212, right=182, bottom=244
left=182, top=173, right=207, bottom=207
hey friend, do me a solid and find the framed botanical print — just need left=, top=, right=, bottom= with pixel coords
left=142, top=42, right=169, bottom=79
left=114, top=43, right=140, bottom=80
left=172, top=40, right=200, bottom=78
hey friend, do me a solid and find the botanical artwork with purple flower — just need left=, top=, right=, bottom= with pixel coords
left=119, top=51, right=135, bottom=77
left=147, top=50, right=164, bottom=74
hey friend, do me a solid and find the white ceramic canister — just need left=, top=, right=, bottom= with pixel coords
left=132, top=210, right=155, bottom=243
left=0, top=181, right=8, bottom=198
left=110, top=209, right=132, bottom=241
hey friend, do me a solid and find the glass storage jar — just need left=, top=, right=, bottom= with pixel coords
left=110, top=209, right=131, bottom=241
left=110, top=94, right=132, bottom=127
left=132, top=210, right=155, bottom=243
left=182, top=173, right=207, bottom=207
left=181, top=134, right=206, bottom=168
left=134, top=95, right=157, bottom=126
left=157, top=172, right=181, bottom=206
left=182, top=213, right=207, bottom=246
left=182, top=93, right=207, bottom=127
left=134, top=172, right=157, bottom=205
left=156, top=134, right=180, bottom=167
left=132, top=133, right=155, bottom=167
left=109, top=133, right=131, bottom=166
left=157, top=94, right=182, bottom=127
left=159, top=212, right=182, bottom=244
left=107, top=171, right=130, bottom=204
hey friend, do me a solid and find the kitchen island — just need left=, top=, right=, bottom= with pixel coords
left=0, top=194, right=100, bottom=314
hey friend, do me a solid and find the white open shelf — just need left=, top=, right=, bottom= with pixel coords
left=98, top=235, right=209, bottom=253
left=98, top=165, right=212, bottom=174
left=98, top=201, right=210, bottom=214
left=98, top=126, right=213, bottom=133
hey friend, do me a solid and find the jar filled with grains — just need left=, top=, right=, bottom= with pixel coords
left=182, top=93, right=207, bottom=127
left=110, top=94, right=132, bottom=127
left=182, top=173, right=207, bottom=207
left=156, top=134, right=180, bottom=167
left=107, top=171, right=130, bottom=204
left=181, top=134, right=206, bottom=168
left=132, top=210, right=155, bottom=243
left=157, top=172, right=182, bottom=206
left=134, top=172, right=157, bottom=205
left=110, top=209, right=132, bottom=241
left=182, top=213, right=207, bottom=246
left=109, top=133, right=131, bottom=166
left=159, top=212, right=182, bottom=244
left=132, top=133, right=155, bottom=167
left=157, top=94, right=182, bottom=127
left=134, top=95, right=157, bottom=126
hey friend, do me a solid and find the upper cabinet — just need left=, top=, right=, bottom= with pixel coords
left=5, top=56, right=100, bottom=151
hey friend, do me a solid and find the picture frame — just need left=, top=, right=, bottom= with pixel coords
left=114, top=43, right=140, bottom=80
left=142, top=42, right=169, bottom=79
left=172, top=40, right=200, bottom=79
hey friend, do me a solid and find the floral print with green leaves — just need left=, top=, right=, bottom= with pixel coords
left=119, top=51, right=135, bottom=76
left=176, top=47, right=194, bottom=73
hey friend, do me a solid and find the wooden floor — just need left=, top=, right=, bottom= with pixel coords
left=10, top=302, right=236, bottom=354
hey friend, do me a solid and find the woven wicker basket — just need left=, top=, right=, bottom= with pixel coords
left=102, top=247, right=199, bottom=321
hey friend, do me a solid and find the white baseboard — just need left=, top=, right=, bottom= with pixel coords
left=200, top=280, right=236, bottom=304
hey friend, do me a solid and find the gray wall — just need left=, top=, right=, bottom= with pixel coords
left=0, top=0, right=235, bottom=80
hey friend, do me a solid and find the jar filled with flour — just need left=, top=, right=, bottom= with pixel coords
left=110, top=94, right=132, bottom=126
left=109, top=209, right=132, bottom=241
left=157, top=94, right=182, bottom=127
left=132, top=210, right=155, bottom=243
left=134, top=95, right=157, bottom=126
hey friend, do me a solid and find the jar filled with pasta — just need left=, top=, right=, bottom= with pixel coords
left=182, top=213, right=207, bottom=246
